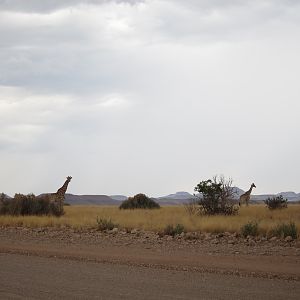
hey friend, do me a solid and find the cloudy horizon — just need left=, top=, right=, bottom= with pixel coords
left=0, top=0, right=299, bottom=197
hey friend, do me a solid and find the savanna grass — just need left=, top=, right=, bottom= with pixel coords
left=0, top=205, right=299, bottom=237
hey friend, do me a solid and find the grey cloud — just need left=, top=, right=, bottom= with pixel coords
left=153, top=0, right=300, bottom=44
left=0, top=0, right=299, bottom=195
left=0, top=0, right=142, bottom=13
left=1, top=0, right=299, bottom=95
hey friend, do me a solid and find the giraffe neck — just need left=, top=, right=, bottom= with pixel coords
left=56, top=179, right=71, bottom=197
left=247, top=186, right=253, bottom=195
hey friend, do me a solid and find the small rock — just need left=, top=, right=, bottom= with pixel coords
left=204, top=233, right=212, bottom=240
left=158, top=232, right=164, bottom=238
left=185, top=232, right=198, bottom=240
left=108, top=228, right=118, bottom=234
left=285, top=236, right=293, bottom=242
left=228, top=239, right=235, bottom=245
left=270, top=236, right=277, bottom=242
left=248, top=239, right=256, bottom=247
left=131, top=229, right=138, bottom=234
left=112, top=227, right=119, bottom=233
left=166, top=235, right=173, bottom=241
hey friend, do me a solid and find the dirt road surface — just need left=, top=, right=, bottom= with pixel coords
left=1, top=227, right=300, bottom=299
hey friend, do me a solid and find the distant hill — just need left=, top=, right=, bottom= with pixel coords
left=252, top=192, right=300, bottom=202
left=232, top=187, right=245, bottom=198
left=277, top=191, right=300, bottom=201
left=3, top=188, right=298, bottom=206
left=156, top=191, right=195, bottom=205
left=159, top=191, right=195, bottom=200
left=230, top=188, right=300, bottom=202
left=109, top=195, right=127, bottom=201
left=65, top=194, right=120, bottom=205
left=157, top=188, right=300, bottom=205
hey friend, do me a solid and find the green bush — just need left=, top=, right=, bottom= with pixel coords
left=194, top=176, right=238, bottom=215
left=96, top=217, right=118, bottom=231
left=241, top=221, right=259, bottom=237
left=163, top=224, right=185, bottom=236
left=119, top=193, right=160, bottom=210
left=271, top=222, right=297, bottom=239
left=0, top=193, right=64, bottom=216
left=264, top=195, right=288, bottom=210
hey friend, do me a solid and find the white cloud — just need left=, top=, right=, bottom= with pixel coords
left=98, top=94, right=130, bottom=108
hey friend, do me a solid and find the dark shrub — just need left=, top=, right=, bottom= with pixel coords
left=194, top=175, right=238, bottom=215
left=96, top=217, right=118, bottom=231
left=271, top=222, right=297, bottom=239
left=241, top=221, right=259, bottom=237
left=163, top=224, right=185, bottom=236
left=0, top=193, right=64, bottom=217
left=119, top=193, right=160, bottom=209
left=49, top=202, right=64, bottom=217
left=264, top=195, right=288, bottom=210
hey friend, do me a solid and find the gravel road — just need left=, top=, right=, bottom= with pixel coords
left=1, top=253, right=300, bottom=300
left=0, top=227, right=300, bottom=299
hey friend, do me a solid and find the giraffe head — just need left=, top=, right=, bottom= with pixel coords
left=251, top=183, right=256, bottom=188
left=66, top=176, right=72, bottom=182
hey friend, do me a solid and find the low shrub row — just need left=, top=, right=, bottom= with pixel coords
left=96, top=217, right=118, bottom=231
left=264, top=195, right=288, bottom=210
left=95, top=216, right=298, bottom=240
left=163, top=224, right=185, bottom=237
left=0, top=193, right=64, bottom=216
left=241, top=221, right=297, bottom=239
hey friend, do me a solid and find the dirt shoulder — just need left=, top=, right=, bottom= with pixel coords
left=1, top=227, right=300, bottom=281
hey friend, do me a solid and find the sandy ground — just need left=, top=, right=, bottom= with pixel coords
left=1, top=227, right=300, bottom=299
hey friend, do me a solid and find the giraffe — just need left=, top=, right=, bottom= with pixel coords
left=51, top=176, right=72, bottom=213
left=239, top=183, right=256, bottom=206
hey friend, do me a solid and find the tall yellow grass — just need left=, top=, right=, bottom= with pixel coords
left=0, top=205, right=299, bottom=236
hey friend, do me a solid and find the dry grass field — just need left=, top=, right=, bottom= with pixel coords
left=0, top=205, right=299, bottom=237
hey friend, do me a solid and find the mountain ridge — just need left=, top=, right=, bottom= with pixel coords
left=1, top=190, right=299, bottom=206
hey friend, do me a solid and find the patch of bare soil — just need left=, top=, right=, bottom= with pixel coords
left=1, top=227, right=299, bottom=280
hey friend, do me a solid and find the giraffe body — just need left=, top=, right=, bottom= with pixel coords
left=239, top=183, right=256, bottom=206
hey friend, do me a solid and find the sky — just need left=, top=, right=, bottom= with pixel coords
left=0, top=0, right=299, bottom=197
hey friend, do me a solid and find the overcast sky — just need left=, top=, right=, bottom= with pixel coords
left=0, top=0, right=299, bottom=197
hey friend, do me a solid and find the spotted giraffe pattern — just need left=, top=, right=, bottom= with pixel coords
left=51, top=176, right=72, bottom=210
left=239, top=183, right=256, bottom=206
